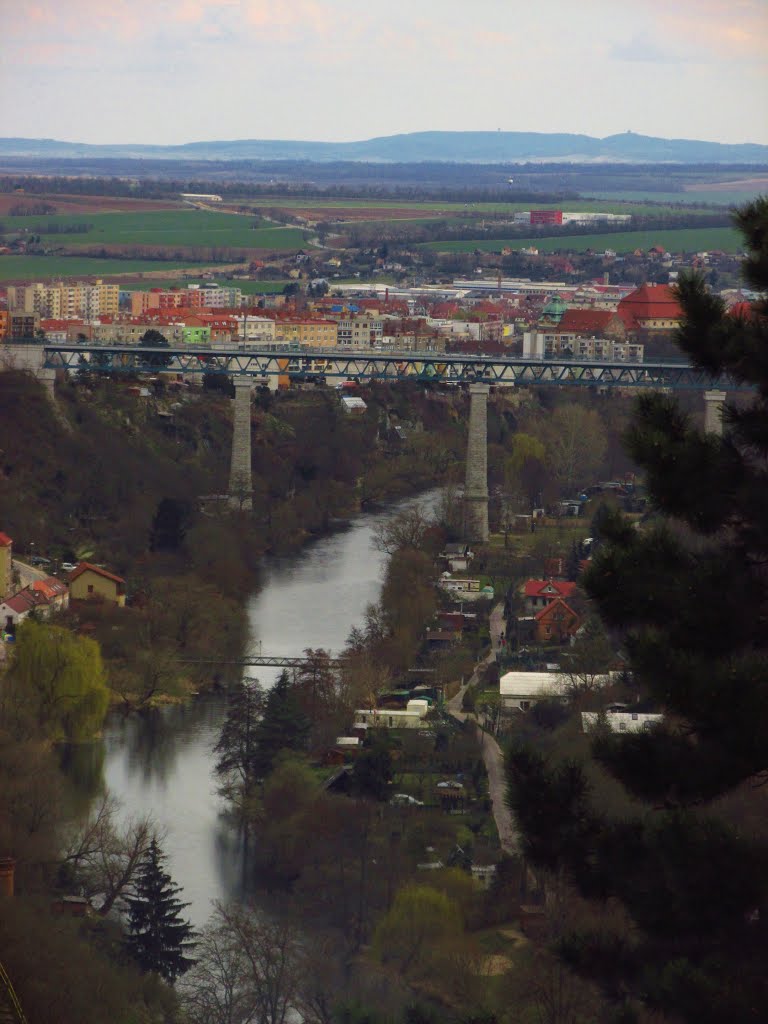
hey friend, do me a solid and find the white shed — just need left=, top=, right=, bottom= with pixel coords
left=499, top=671, right=567, bottom=711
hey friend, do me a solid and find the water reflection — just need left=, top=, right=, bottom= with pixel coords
left=94, top=490, right=441, bottom=924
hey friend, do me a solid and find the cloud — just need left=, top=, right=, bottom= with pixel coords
left=609, top=34, right=688, bottom=64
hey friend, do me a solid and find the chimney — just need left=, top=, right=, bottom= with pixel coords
left=0, top=857, right=16, bottom=898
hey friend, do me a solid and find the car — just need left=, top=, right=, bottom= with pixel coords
left=29, top=555, right=51, bottom=566
left=391, top=794, right=424, bottom=806
left=60, top=562, right=78, bottom=573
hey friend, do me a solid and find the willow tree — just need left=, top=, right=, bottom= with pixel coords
left=7, top=620, right=109, bottom=741
left=507, top=198, right=768, bottom=1024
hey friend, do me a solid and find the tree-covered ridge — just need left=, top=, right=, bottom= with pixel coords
left=507, top=197, right=768, bottom=1022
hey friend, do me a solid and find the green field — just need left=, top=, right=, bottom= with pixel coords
left=5, top=210, right=311, bottom=251
left=124, top=278, right=287, bottom=294
left=421, top=225, right=744, bottom=254
left=587, top=189, right=764, bottom=206
left=0, top=255, right=215, bottom=282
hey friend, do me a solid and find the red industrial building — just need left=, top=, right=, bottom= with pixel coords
left=530, top=209, right=564, bottom=226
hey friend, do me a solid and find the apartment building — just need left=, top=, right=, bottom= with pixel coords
left=7, top=280, right=119, bottom=319
left=232, top=315, right=276, bottom=344
left=275, top=318, right=338, bottom=348
left=523, top=330, right=644, bottom=362
left=334, top=314, right=383, bottom=347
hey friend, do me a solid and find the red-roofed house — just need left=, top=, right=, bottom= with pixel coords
left=69, top=563, right=126, bottom=607
left=31, top=577, right=70, bottom=612
left=534, top=597, right=581, bottom=644
left=523, top=579, right=578, bottom=614
left=617, top=284, right=683, bottom=333
left=555, top=309, right=626, bottom=339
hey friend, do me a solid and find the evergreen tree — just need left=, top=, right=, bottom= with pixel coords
left=251, top=670, right=311, bottom=779
left=125, top=838, right=196, bottom=983
left=507, top=198, right=768, bottom=1023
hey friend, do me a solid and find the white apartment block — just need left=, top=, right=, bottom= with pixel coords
left=523, top=330, right=644, bottom=362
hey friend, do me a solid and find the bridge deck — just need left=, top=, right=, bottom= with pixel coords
left=40, top=343, right=740, bottom=390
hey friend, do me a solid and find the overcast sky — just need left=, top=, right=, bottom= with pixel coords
left=2, top=0, right=767, bottom=146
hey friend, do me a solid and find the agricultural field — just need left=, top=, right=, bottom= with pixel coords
left=123, top=278, right=287, bottom=294
left=279, top=197, right=718, bottom=219
left=421, top=225, right=744, bottom=255
left=3, top=209, right=311, bottom=251
left=0, top=255, right=212, bottom=282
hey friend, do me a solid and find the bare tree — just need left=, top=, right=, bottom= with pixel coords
left=182, top=902, right=299, bottom=1024
left=372, top=504, right=433, bottom=555
left=59, top=792, right=157, bottom=916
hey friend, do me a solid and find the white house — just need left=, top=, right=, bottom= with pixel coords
left=499, top=671, right=568, bottom=711
left=354, top=699, right=429, bottom=730
left=581, top=707, right=663, bottom=734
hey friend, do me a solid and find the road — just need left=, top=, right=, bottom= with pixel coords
left=446, top=602, right=519, bottom=855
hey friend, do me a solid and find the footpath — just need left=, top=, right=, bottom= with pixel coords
left=446, top=602, right=519, bottom=855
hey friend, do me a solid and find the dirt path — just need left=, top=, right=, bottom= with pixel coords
left=446, top=602, right=519, bottom=855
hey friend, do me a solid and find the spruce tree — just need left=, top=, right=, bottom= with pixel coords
left=251, top=670, right=311, bottom=778
left=125, top=838, right=196, bottom=983
left=507, top=198, right=768, bottom=1023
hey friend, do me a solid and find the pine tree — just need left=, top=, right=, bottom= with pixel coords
left=125, top=838, right=196, bottom=983
left=251, top=670, right=311, bottom=778
left=507, top=198, right=768, bottom=1023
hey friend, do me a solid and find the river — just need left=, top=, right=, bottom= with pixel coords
left=100, top=490, right=440, bottom=926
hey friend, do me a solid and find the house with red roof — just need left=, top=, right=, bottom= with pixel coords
left=523, top=578, right=578, bottom=614
left=31, top=576, right=70, bottom=613
left=534, top=597, right=581, bottom=645
left=68, top=563, right=126, bottom=607
left=555, top=309, right=626, bottom=340
left=617, top=284, right=683, bottom=333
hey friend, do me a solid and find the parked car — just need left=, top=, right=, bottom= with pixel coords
left=29, top=555, right=51, bottom=566
left=60, top=562, right=78, bottom=573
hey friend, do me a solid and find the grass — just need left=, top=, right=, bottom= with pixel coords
left=123, top=278, right=287, bottom=293
left=240, top=196, right=717, bottom=217
left=421, top=225, right=743, bottom=254
left=0, top=255, right=212, bottom=281
left=5, top=209, right=311, bottom=251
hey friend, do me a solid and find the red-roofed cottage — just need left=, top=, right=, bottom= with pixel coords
left=523, top=578, right=578, bottom=614
left=69, top=563, right=126, bottom=607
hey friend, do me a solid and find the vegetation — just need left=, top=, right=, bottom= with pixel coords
left=3, top=620, right=109, bottom=741
left=125, top=837, right=196, bottom=983
left=507, top=198, right=768, bottom=1022
left=422, top=225, right=744, bottom=254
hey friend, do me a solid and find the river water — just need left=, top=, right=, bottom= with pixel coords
left=100, top=491, right=440, bottom=926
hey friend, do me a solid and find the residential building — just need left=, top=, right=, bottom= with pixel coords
left=232, top=315, right=276, bottom=344
left=617, top=283, right=683, bottom=333
left=275, top=318, right=338, bottom=348
left=68, top=563, right=126, bottom=606
left=523, top=579, right=578, bottom=614
left=334, top=314, right=383, bottom=347
left=0, top=310, right=8, bottom=340
left=582, top=706, right=664, bottom=733
left=353, top=700, right=429, bottom=730
left=499, top=671, right=567, bottom=711
left=533, top=596, right=580, bottom=644
left=8, top=312, right=39, bottom=339
left=7, top=280, right=119, bottom=319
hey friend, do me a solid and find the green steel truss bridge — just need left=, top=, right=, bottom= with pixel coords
left=42, top=344, right=740, bottom=391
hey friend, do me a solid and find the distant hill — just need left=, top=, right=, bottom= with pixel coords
left=1, top=131, right=767, bottom=164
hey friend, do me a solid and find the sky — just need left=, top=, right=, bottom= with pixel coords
left=1, top=0, right=767, bottom=146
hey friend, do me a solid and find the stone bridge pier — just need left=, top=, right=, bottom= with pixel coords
left=464, top=382, right=490, bottom=543
left=228, top=375, right=253, bottom=509
left=703, top=389, right=726, bottom=436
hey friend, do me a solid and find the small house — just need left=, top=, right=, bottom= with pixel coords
left=68, top=563, right=126, bottom=607
left=499, top=671, right=568, bottom=712
left=534, top=597, right=580, bottom=644
left=581, top=706, right=663, bottom=734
